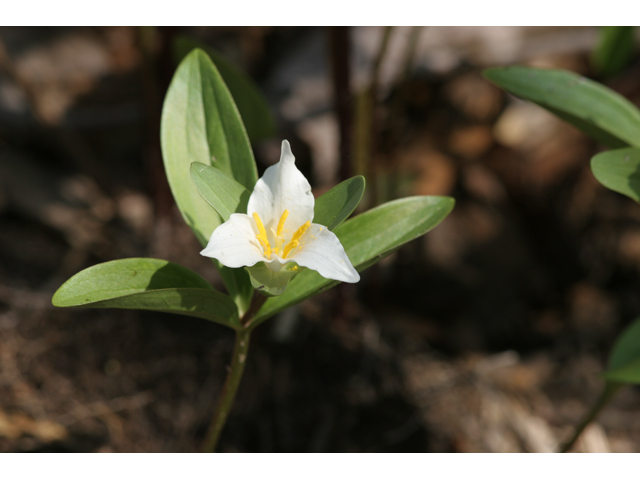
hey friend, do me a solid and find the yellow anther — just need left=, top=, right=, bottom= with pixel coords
left=252, top=212, right=267, bottom=238
left=291, top=220, right=311, bottom=243
left=252, top=212, right=271, bottom=257
left=277, top=210, right=289, bottom=237
left=283, top=221, right=311, bottom=258
left=256, top=234, right=270, bottom=251
left=256, top=235, right=271, bottom=257
left=283, top=240, right=298, bottom=259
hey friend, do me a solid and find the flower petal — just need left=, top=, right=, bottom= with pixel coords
left=290, top=223, right=360, bottom=283
left=200, top=214, right=266, bottom=268
left=247, top=140, right=314, bottom=233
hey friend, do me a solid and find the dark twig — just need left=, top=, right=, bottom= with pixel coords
left=328, top=26, right=353, bottom=182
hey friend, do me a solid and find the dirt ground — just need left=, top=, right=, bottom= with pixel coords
left=2, top=26, right=640, bottom=452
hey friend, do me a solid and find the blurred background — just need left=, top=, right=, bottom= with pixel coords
left=1, top=26, right=640, bottom=452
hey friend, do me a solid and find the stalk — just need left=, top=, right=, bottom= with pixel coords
left=201, top=293, right=267, bottom=452
left=559, top=381, right=622, bottom=453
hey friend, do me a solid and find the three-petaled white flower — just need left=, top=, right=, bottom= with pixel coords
left=201, top=140, right=360, bottom=284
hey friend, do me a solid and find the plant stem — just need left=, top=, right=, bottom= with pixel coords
left=201, top=292, right=268, bottom=452
left=559, top=381, right=622, bottom=453
left=201, top=327, right=251, bottom=453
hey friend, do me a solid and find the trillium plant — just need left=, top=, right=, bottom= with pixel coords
left=52, top=49, right=454, bottom=452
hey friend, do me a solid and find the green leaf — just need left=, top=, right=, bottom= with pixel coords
left=591, top=148, right=640, bottom=202
left=173, top=36, right=276, bottom=143
left=249, top=196, right=455, bottom=327
left=603, top=317, right=640, bottom=384
left=191, top=162, right=250, bottom=222
left=483, top=66, right=640, bottom=149
left=314, top=176, right=366, bottom=231
left=246, top=262, right=299, bottom=297
left=52, top=258, right=239, bottom=329
left=592, top=26, right=636, bottom=79
left=160, top=47, right=258, bottom=241
left=161, top=48, right=256, bottom=314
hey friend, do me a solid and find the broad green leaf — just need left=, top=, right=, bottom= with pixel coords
left=191, top=162, right=250, bottom=222
left=52, top=258, right=239, bottom=329
left=591, top=148, right=640, bottom=202
left=592, top=26, right=636, bottom=79
left=483, top=66, right=640, bottom=149
left=603, top=317, right=640, bottom=384
left=249, top=196, right=455, bottom=328
left=173, top=36, right=276, bottom=143
left=161, top=48, right=256, bottom=314
left=314, top=176, right=366, bottom=231
left=246, top=262, right=299, bottom=296
left=161, top=48, right=258, bottom=242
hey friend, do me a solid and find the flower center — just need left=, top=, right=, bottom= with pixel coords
left=252, top=210, right=310, bottom=260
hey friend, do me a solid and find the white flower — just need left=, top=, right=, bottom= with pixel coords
left=201, top=140, right=360, bottom=284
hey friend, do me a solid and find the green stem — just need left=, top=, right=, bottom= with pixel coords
left=201, top=328, right=251, bottom=452
left=559, top=381, right=623, bottom=453
left=201, top=293, right=268, bottom=452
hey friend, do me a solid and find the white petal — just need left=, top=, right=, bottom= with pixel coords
left=200, top=214, right=266, bottom=268
left=290, top=224, right=360, bottom=283
left=247, top=140, right=314, bottom=233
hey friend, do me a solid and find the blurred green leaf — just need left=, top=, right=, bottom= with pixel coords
left=603, top=317, right=640, bottom=384
left=173, top=36, right=276, bottom=143
left=314, top=176, right=366, bottom=231
left=52, top=258, right=239, bottom=329
left=191, top=162, right=250, bottom=222
left=250, top=196, right=455, bottom=327
left=592, top=26, right=636, bottom=78
left=591, top=148, right=640, bottom=202
left=484, top=66, right=640, bottom=149
left=161, top=48, right=256, bottom=315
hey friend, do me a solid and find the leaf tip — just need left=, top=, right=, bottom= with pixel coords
left=481, top=67, right=498, bottom=80
left=185, top=46, right=207, bottom=60
left=441, top=195, right=456, bottom=213
left=190, top=161, right=207, bottom=175
left=51, top=287, right=68, bottom=308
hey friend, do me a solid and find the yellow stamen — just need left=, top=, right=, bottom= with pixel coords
left=277, top=209, right=289, bottom=237
left=252, top=212, right=271, bottom=257
left=283, top=221, right=311, bottom=258
left=291, top=220, right=311, bottom=243
left=270, top=227, right=284, bottom=257
left=256, top=235, right=271, bottom=256
left=252, top=212, right=267, bottom=238
left=282, top=240, right=298, bottom=259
